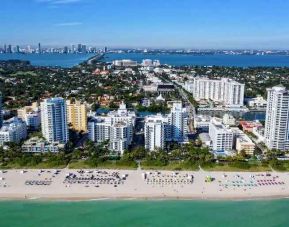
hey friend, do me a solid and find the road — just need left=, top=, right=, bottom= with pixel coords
left=173, top=82, right=196, bottom=134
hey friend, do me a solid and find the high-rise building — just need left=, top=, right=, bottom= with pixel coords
left=82, top=45, right=87, bottom=53
left=63, top=46, right=68, bottom=54
left=0, top=117, right=27, bottom=146
left=71, top=45, right=75, bottom=53
left=7, top=45, right=12, bottom=53
left=192, top=77, right=245, bottom=107
left=0, top=92, right=3, bottom=128
left=168, top=101, right=188, bottom=142
left=38, top=43, right=41, bottom=54
left=209, top=117, right=234, bottom=152
left=77, top=44, right=82, bottom=53
left=109, top=122, right=130, bottom=153
left=144, top=114, right=167, bottom=151
left=88, top=102, right=136, bottom=155
left=16, top=45, right=20, bottom=53
left=144, top=101, right=188, bottom=151
left=3, top=44, right=7, bottom=53
left=66, top=100, right=87, bottom=132
left=264, top=85, right=289, bottom=151
left=41, top=98, right=68, bottom=143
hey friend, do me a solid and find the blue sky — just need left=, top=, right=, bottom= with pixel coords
left=1, top=0, right=289, bottom=49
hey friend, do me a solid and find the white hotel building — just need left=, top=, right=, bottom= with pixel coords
left=144, top=101, right=188, bottom=151
left=144, top=114, right=168, bottom=151
left=209, top=118, right=234, bottom=152
left=0, top=117, right=27, bottom=146
left=190, top=77, right=245, bottom=107
left=264, top=85, right=289, bottom=151
left=88, top=102, right=136, bottom=155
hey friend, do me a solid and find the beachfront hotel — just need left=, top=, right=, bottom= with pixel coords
left=264, top=85, right=289, bottom=151
left=190, top=77, right=245, bottom=107
left=66, top=100, right=87, bottom=132
left=17, top=102, right=41, bottom=131
left=0, top=117, right=27, bottom=146
left=144, top=101, right=188, bottom=151
left=41, top=97, right=69, bottom=144
left=209, top=118, right=234, bottom=153
left=88, top=102, right=136, bottom=155
left=144, top=114, right=168, bottom=151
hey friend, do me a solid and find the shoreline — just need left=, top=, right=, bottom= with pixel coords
left=1, top=194, right=289, bottom=202
left=1, top=169, right=289, bottom=202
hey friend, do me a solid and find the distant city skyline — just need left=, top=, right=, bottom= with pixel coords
left=1, top=0, right=289, bottom=49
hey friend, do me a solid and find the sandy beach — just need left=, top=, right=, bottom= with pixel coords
left=0, top=168, right=289, bottom=201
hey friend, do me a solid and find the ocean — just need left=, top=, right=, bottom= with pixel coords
left=0, top=53, right=95, bottom=68
left=0, top=53, right=289, bottom=68
left=0, top=199, right=288, bottom=227
left=104, top=53, right=289, bottom=67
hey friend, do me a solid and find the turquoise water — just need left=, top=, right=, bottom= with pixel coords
left=0, top=199, right=289, bottom=227
left=0, top=53, right=95, bottom=68
left=104, top=53, right=289, bottom=67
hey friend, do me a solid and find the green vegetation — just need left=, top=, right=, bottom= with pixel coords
left=0, top=60, right=143, bottom=109
left=202, top=162, right=271, bottom=172
left=0, top=144, right=69, bottom=169
left=68, top=160, right=137, bottom=170
left=141, top=144, right=212, bottom=171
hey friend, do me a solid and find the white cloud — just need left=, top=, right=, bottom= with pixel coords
left=54, top=22, right=83, bottom=26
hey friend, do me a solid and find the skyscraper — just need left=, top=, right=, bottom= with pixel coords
left=264, top=85, right=289, bottom=151
left=82, top=45, right=87, bottom=53
left=38, top=43, right=41, bottom=54
left=0, top=92, right=3, bottom=128
left=16, top=45, right=20, bottom=53
left=41, top=98, right=69, bottom=143
left=77, top=44, right=82, bottom=53
left=7, top=45, right=12, bottom=53
left=63, top=46, right=69, bottom=54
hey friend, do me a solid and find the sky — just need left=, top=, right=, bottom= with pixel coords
left=1, top=0, right=289, bottom=49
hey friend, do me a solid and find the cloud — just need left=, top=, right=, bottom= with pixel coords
left=54, top=22, right=83, bottom=26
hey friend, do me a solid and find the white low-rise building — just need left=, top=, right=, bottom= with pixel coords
left=22, top=137, right=65, bottom=153
left=246, top=95, right=267, bottom=108
left=235, top=133, right=255, bottom=155
left=222, top=114, right=236, bottom=126
left=0, top=117, right=27, bottom=146
left=194, top=115, right=211, bottom=132
left=17, top=103, right=41, bottom=130
left=113, top=59, right=137, bottom=67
